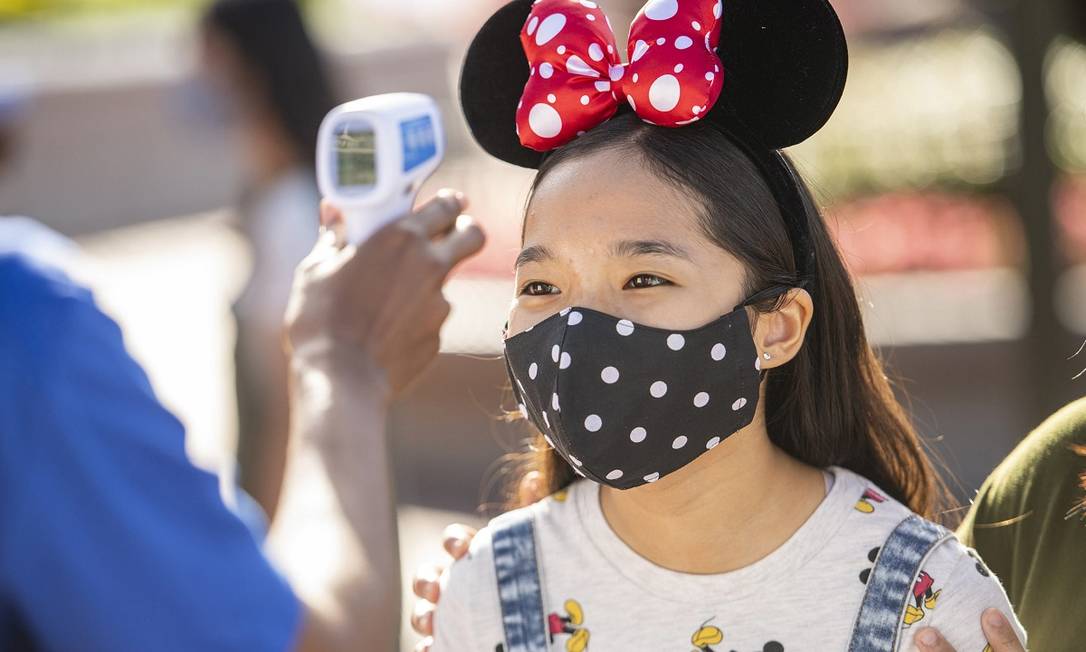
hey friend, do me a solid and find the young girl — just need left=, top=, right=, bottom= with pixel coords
left=435, top=0, right=1026, bottom=650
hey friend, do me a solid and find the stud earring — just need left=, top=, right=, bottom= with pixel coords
left=763, top=352, right=772, bottom=360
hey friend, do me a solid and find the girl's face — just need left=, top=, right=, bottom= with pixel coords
left=508, top=146, right=749, bottom=337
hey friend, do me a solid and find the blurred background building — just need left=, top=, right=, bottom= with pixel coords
left=1, top=0, right=1084, bottom=647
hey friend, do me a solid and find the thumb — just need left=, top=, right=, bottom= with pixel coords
left=318, top=200, right=348, bottom=247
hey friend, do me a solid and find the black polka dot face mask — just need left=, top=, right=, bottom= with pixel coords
left=504, top=300, right=765, bottom=490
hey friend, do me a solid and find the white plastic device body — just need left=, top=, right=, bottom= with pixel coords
left=316, top=93, right=445, bottom=244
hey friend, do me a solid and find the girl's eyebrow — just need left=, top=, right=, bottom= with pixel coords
left=611, top=239, right=692, bottom=261
left=514, top=244, right=554, bottom=269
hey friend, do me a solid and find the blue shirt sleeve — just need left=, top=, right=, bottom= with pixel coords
left=0, top=254, right=301, bottom=652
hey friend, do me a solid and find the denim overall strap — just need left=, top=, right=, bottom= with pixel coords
left=848, top=514, right=954, bottom=652
left=491, top=510, right=549, bottom=652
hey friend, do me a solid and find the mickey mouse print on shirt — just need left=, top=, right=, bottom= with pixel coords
left=858, top=547, right=943, bottom=627
left=493, top=598, right=590, bottom=652
left=688, top=619, right=785, bottom=652
left=855, top=488, right=887, bottom=514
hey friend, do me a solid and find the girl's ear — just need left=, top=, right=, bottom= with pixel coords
left=752, top=288, right=814, bottom=369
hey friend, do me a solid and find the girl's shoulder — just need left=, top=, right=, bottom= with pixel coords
left=832, top=466, right=964, bottom=546
left=831, top=468, right=1026, bottom=649
left=830, top=468, right=991, bottom=590
left=892, top=527, right=1027, bottom=650
left=829, top=466, right=926, bottom=546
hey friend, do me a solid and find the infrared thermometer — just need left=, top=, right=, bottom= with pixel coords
left=316, top=93, right=445, bottom=244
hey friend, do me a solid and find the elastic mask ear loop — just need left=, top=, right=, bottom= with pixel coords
left=734, top=284, right=796, bottom=383
left=733, top=284, right=794, bottom=312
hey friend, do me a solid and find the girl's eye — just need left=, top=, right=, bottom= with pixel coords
left=624, top=274, right=671, bottom=290
left=520, top=281, right=560, bottom=296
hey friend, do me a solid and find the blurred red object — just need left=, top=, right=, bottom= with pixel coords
left=1055, top=175, right=1086, bottom=264
left=450, top=180, right=1086, bottom=282
left=828, top=191, right=1024, bottom=275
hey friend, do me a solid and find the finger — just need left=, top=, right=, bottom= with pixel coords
left=318, top=200, right=348, bottom=247
left=314, top=199, right=347, bottom=248
left=432, top=217, right=486, bottom=273
left=298, top=225, right=341, bottom=271
left=319, top=199, right=340, bottom=229
left=414, top=636, right=434, bottom=652
left=518, top=470, right=547, bottom=505
left=411, top=599, right=436, bottom=637
left=981, top=609, right=1025, bottom=652
left=409, top=190, right=467, bottom=238
left=915, top=628, right=956, bottom=652
left=442, top=523, right=478, bottom=559
left=412, top=564, right=444, bottom=603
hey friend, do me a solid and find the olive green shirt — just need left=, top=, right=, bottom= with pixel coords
left=958, top=397, right=1086, bottom=650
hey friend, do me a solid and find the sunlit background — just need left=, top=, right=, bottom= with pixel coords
left=1, top=0, right=1084, bottom=647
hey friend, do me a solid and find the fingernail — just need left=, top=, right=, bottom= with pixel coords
left=455, top=214, right=475, bottom=231
left=438, top=188, right=463, bottom=206
left=984, top=609, right=1007, bottom=630
left=451, top=191, right=468, bottom=210
left=917, top=629, right=938, bottom=647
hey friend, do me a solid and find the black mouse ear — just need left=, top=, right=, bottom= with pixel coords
left=459, top=0, right=544, bottom=169
left=710, top=0, right=848, bottom=150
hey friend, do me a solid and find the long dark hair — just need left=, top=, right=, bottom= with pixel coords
left=507, top=112, right=951, bottom=520
left=203, top=0, right=336, bottom=167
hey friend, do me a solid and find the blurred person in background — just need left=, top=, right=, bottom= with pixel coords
left=197, top=0, right=338, bottom=519
left=869, top=395, right=1086, bottom=652
left=0, top=106, right=14, bottom=179
left=0, top=193, right=484, bottom=652
left=0, top=75, right=83, bottom=270
left=0, top=68, right=30, bottom=181
left=935, top=397, right=1086, bottom=651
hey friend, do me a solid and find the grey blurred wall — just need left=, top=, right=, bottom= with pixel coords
left=0, top=44, right=463, bottom=235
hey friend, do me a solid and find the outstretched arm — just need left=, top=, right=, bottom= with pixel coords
left=268, top=193, right=485, bottom=652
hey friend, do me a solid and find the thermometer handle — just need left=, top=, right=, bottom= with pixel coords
left=343, top=193, right=417, bottom=245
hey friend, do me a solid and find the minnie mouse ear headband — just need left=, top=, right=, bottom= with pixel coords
left=459, top=0, right=848, bottom=279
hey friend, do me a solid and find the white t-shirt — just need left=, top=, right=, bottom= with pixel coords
left=433, top=467, right=1025, bottom=652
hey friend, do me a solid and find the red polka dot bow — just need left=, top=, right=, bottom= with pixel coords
left=517, top=0, right=724, bottom=151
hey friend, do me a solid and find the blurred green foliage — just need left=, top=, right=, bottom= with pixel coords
left=0, top=0, right=321, bottom=21
left=0, top=0, right=206, bottom=21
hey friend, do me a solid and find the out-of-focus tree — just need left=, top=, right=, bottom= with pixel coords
left=0, top=0, right=204, bottom=21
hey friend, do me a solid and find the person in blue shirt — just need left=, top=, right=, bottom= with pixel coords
left=0, top=193, right=484, bottom=652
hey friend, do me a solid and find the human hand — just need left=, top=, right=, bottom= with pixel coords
left=409, top=524, right=477, bottom=652
left=915, top=609, right=1025, bottom=652
left=285, top=190, right=485, bottom=401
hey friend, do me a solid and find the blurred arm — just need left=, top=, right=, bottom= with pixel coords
left=269, top=352, right=400, bottom=652
left=265, top=193, right=485, bottom=652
